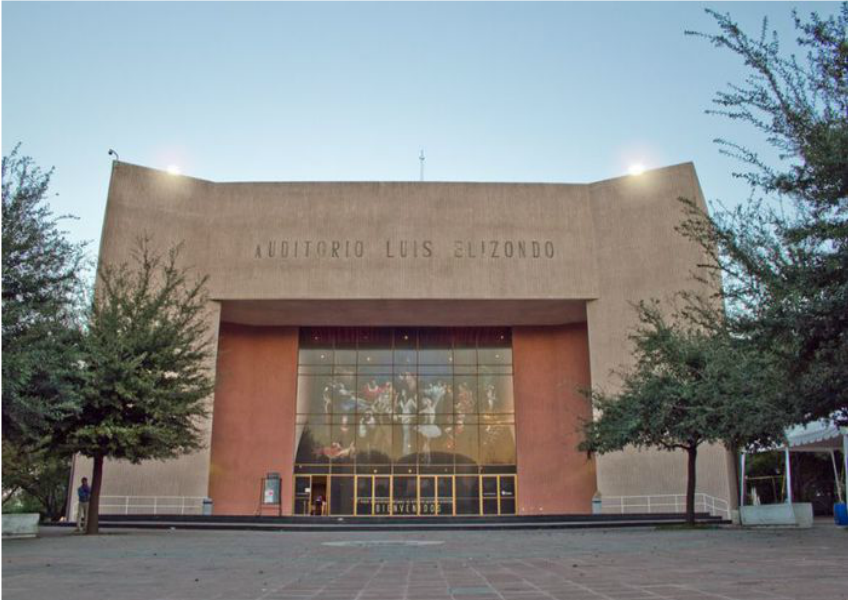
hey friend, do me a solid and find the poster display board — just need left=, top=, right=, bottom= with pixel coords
left=258, top=472, right=282, bottom=516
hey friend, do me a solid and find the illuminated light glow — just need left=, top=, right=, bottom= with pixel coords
left=166, top=165, right=181, bottom=175
left=628, top=163, right=646, bottom=176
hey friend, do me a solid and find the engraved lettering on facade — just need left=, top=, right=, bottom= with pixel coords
left=254, top=239, right=556, bottom=260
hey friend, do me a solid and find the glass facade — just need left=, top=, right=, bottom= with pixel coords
left=294, top=327, right=517, bottom=516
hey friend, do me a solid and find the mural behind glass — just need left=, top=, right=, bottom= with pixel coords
left=294, top=327, right=516, bottom=516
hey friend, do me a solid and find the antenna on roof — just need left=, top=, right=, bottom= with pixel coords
left=419, top=149, right=425, bottom=182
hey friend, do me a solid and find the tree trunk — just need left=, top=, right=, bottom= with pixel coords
left=86, top=454, right=104, bottom=535
left=47, top=487, right=67, bottom=522
left=685, top=445, right=698, bottom=526
left=36, top=489, right=60, bottom=522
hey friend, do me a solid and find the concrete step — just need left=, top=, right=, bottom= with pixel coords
left=74, top=513, right=729, bottom=532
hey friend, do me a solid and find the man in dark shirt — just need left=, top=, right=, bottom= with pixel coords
left=76, top=477, right=91, bottom=532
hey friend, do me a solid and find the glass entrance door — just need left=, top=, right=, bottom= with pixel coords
left=374, top=476, right=391, bottom=515
left=392, top=476, right=417, bottom=515
left=355, top=475, right=392, bottom=516
left=316, top=474, right=515, bottom=516
left=355, top=474, right=458, bottom=516
left=481, top=475, right=517, bottom=515
left=356, top=477, right=373, bottom=515
left=499, top=476, right=516, bottom=514
left=437, top=476, right=454, bottom=516
left=294, top=476, right=311, bottom=516
left=419, top=477, right=437, bottom=515
left=482, top=476, right=499, bottom=515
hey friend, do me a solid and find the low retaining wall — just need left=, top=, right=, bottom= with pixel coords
left=740, top=503, right=813, bottom=528
left=2, top=513, right=40, bottom=539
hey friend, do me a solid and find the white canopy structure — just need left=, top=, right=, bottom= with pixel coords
left=785, top=421, right=845, bottom=452
left=740, top=420, right=847, bottom=507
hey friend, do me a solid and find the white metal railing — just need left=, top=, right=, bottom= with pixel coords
left=601, top=493, right=731, bottom=520
left=70, top=495, right=206, bottom=518
left=72, top=493, right=731, bottom=520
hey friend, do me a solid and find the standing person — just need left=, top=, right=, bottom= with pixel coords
left=313, top=494, right=325, bottom=516
left=76, top=477, right=91, bottom=532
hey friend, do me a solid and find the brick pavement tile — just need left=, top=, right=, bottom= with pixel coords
left=596, top=597, right=659, bottom=600
left=655, top=594, right=733, bottom=600
left=697, top=596, right=773, bottom=600
left=496, top=584, right=540, bottom=592
left=4, top=526, right=848, bottom=600
left=599, top=592, right=663, bottom=598
left=551, top=590, right=603, bottom=600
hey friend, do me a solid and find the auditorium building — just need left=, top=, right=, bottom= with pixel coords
left=69, top=161, right=735, bottom=519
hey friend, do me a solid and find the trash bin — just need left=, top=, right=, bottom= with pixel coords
left=202, top=498, right=213, bottom=516
left=591, top=492, right=603, bottom=515
left=834, top=503, right=848, bottom=526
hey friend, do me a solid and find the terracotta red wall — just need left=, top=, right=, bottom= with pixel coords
left=208, top=323, right=298, bottom=515
left=209, top=323, right=594, bottom=516
left=513, top=324, right=596, bottom=514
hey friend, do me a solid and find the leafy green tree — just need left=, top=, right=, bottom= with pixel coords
left=57, top=239, right=215, bottom=534
left=2, top=145, right=86, bottom=446
left=2, top=146, right=85, bottom=520
left=681, top=5, right=848, bottom=425
left=580, top=302, right=790, bottom=525
left=583, top=5, right=845, bottom=524
left=2, top=440, right=71, bottom=521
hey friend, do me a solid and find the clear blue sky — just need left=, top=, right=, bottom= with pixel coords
left=2, top=2, right=839, bottom=252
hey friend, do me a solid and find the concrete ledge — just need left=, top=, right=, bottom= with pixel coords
left=54, top=512, right=728, bottom=532
left=2, top=513, right=40, bottom=539
left=740, top=503, right=814, bottom=528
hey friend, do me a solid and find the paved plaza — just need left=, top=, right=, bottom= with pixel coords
left=3, top=524, right=846, bottom=600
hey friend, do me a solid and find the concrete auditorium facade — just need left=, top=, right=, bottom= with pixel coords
left=70, top=161, right=735, bottom=518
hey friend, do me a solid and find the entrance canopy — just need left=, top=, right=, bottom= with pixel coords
left=740, top=419, right=847, bottom=507
left=784, top=421, right=845, bottom=453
